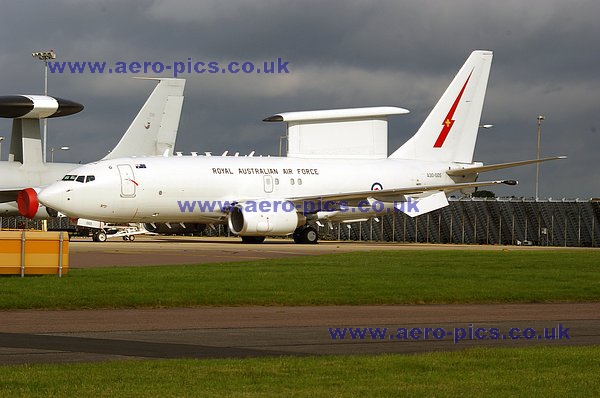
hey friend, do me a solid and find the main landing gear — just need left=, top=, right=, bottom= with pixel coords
left=293, top=226, right=318, bottom=244
left=239, top=226, right=319, bottom=244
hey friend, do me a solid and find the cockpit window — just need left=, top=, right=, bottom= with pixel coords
left=63, top=174, right=96, bottom=183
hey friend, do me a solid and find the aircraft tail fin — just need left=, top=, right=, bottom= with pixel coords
left=103, top=78, right=185, bottom=160
left=9, top=119, right=42, bottom=167
left=389, top=50, right=493, bottom=163
left=0, top=95, right=83, bottom=167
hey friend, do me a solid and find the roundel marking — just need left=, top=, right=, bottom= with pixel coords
left=371, top=182, right=383, bottom=191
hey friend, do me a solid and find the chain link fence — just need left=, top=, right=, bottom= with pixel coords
left=2, top=198, right=598, bottom=247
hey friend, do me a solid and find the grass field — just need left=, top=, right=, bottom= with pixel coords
left=1, top=346, right=599, bottom=397
left=1, top=250, right=599, bottom=310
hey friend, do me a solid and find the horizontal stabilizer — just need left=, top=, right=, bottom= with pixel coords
left=446, top=156, right=567, bottom=177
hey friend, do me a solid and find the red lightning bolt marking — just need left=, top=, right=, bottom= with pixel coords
left=433, top=70, right=473, bottom=148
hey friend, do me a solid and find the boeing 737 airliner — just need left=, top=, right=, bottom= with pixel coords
left=24, top=51, right=565, bottom=243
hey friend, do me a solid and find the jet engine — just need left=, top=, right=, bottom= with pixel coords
left=17, top=187, right=59, bottom=219
left=227, top=201, right=306, bottom=236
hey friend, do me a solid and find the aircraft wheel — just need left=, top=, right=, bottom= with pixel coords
left=122, top=236, right=129, bottom=241
left=241, top=236, right=266, bottom=244
left=293, top=226, right=318, bottom=244
left=95, top=231, right=107, bottom=242
left=128, top=235, right=135, bottom=241
left=292, top=227, right=303, bottom=242
left=301, top=226, right=318, bottom=244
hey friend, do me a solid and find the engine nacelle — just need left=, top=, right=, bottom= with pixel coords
left=17, top=187, right=59, bottom=219
left=227, top=202, right=306, bottom=236
left=144, top=222, right=207, bottom=235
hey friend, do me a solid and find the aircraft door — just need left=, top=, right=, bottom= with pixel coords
left=117, top=164, right=137, bottom=197
left=263, top=175, right=273, bottom=193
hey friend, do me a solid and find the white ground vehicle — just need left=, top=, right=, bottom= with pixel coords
left=75, top=219, right=152, bottom=242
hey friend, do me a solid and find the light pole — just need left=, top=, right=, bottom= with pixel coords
left=50, top=146, right=70, bottom=162
left=535, top=115, right=545, bottom=200
left=0, top=136, right=4, bottom=161
left=32, top=49, right=56, bottom=163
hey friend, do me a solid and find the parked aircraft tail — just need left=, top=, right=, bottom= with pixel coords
left=103, top=78, right=185, bottom=159
left=390, top=50, right=493, bottom=163
left=0, top=95, right=84, bottom=167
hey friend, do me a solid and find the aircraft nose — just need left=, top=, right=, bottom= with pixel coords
left=37, top=185, right=66, bottom=214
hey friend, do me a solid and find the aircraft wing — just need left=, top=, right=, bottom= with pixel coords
left=0, top=188, right=23, bottom=203
left=446, top=156, right=566, bottom=177
left=287, top=179, right=517, bottom=205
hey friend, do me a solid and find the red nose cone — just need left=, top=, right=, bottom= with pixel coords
left=17, top=188, right=39, bottom=219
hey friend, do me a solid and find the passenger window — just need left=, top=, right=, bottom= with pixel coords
left=86, top=175, right=95, bottom=183
left=76, top=176, right=85, bottom=183
left=274, top=178, right=279, bottom=185
left=290, top=179, right=295, bottom=185
left=298, top=178, right=303, bottom=185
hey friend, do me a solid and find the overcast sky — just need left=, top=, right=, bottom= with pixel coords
left=0, top=0, right=598, bottom=198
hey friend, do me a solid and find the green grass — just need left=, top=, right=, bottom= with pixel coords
left=1, top=346, right=599, bottom=397
left=1, top=250, right=599, bottom=309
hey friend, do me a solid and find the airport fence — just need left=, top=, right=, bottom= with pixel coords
left=0, top=216, right=74, bottom=231
left=316, top=198, right=600, bottom=247
left=1, top=198, right=598, bottom=247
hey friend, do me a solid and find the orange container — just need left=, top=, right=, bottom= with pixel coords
left=0, top=230, right=69, bottom=276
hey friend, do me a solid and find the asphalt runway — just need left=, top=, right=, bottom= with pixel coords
left=2, top=237, right=598, bottom=365
left=1, top=304, right=598, bottom=365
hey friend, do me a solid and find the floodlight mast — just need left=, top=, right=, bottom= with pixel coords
left=50, top=146, right=70, bottom=163
left=535, top=115, right=545, bottom=200
left=32, top=49, right=57, bottom=163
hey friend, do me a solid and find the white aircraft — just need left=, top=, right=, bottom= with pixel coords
left=30, top=51, right=565, bottom=243
left=1, top=78, right=185, bottom=218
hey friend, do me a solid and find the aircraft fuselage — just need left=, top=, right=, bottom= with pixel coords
left=37, top=155, right=466, bottom=223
